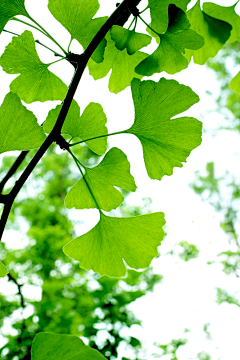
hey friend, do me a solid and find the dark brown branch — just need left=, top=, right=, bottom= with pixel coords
left=7, top=272, right=25, bottom=308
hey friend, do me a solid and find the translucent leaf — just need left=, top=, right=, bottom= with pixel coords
left=88, top=33, right=148, bottom=94
left=110, top=25, right=151, bottom=55
left=31, top=332, right=106, bottom=359
left=0, top=31, right=68, bottom=103
left=65, top=147, right=136, bottom=212
left=0, top=261, right=8, bottom=278
left=136, top=5, right=204, bottom=76
left=148, top=0, right=190, bottom=34
left=230, top=71, right=240, bottom=94
left=43, top=99, right=107, bottom=155
left=203, top=2, right=240, bottom=43
left=185, top=0, right=232, bottom=65
left=48, top=0, right=107, bottom=63
left=0, top=0, right=28, bottom=34
left=0, top=92, right=46, bottom=154
left=125, top=78, right=202, bottom=180
left=63, top=211, right=165, bottom=277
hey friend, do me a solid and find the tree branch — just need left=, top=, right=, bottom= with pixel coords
left=7, top=272, right=25, bottom=309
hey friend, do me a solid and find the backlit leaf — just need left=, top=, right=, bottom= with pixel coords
left=88, top=33, right=148, bottom=94
left=63, top=211, right=165, bottom=277
left=230, top=71, right=240, bottom=94
left=48, top=0, right=107, bottom=63
left=0, top=261, right=8, bottom=278
left=148, top=0, right=190, bottom=34
left=0, top=92, right=46, bottom=154
left=136, top=5, right=204, bottom=76
left=0, top=0, right=28, bottom=34
left=65, top=147, right=136, bottom=212
left=0, top=30, right=68, bottom=103
left=185, top=0, right=232, bottom=65
left=43, top=99, right=107, bottom=155
left=110, top=25, right=151, bottom=55
left=125, top=78, right=202, bottom=180
left=31, top=332, right=106, bottom=359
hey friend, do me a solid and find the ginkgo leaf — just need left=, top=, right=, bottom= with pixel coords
left=203, top=2, right=240, bottom=43
left=0, top=261, right=8, bottom=278
left=125, top=78, right=202, bottom=180
left=230, top=71, right=240, bottom=94
left=48, top=0, right=107, bottom=63
left=0, top=92, right=46, bottom=154
left=185, top=0, right=232, bottom=65
left=136, top=5, right=204, bottom=76
left=110, top=25, right=151, bottom=55
left=65, top=147, right=136, bottom=212
left=63, top=211, right=165, bottom=277
left=31, top=332, right=106, bottom=359
left=88, top=33, right=148, bottom=94
left=0, top=0, right=28, bottom=34
left=43, top=99, right=107, bottom=155
left=0, top=30, right=68, bottom=103
left=148, top=0, right=190, bottom=34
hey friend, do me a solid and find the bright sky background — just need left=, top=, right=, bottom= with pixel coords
left=0, top=0, right=240, bottom=359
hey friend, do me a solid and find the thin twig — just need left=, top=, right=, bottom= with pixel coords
left=7, top=272, right=25, bottom=308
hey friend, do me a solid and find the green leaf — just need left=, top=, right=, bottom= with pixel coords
left=0, top=0, right=28, bottom=34
left=125, top=78, right=202, bottom=180
left=87, top=33, right=148, bottom=94
left=148, top=0, right=190, bottom=34
left=136, top=5, right=204, bottom=76
left=203, top=2, right=240, bottom=43
left=0, top=30, right=68, bottom=103
left=43, top=100, right=107, bottom=155
left=230, top=71, right=240, bottom=94
left=63, top=211, right=165, bottom=277
left=48, top=0, right=107, bottom=63
left=185, top=0, right=232, bottom=65
left=0, top=92, right=46, bottom=154
left=110, top=25, right=151, bottom=55
left=31, top=332, right=106, bottom=359
left=65, top=147, right=136, bottom=212
left=0, top=261, right=8, bottom=278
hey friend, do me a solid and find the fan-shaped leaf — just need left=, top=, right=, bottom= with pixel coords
left=63, top=211, right=165, bottom=277
left=65, top=147, right=136, bottom=212
left=0, top=31, right=68, bottom=103
left=0, top=0, right=28, bottom=34
left=0, top=261, right=8, bottom=278
left=43, top=99, right=107, bottom=155
left=0, top=92, right=46, bottom=154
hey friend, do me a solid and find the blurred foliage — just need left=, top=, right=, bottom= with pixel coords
left=0, top=145, right=163, bottom=360
left=168, top=241, right=200, bottom=262
left=152, top=334, right=188, bottom=359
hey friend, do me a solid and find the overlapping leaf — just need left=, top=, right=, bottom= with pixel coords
left=125, top=78, right=202, bottom=180
left=88, top=33, right=148, bottom=94
left=31, top=332, right=106, bottom=359
left=65, top=147, right=136, bottom=212
left=203, top=2, right=240, bottom=43
left=0, top=92, right=46, bottom=154
left=63, top=211, right=165, bottom=277
left=43, top=99, right=107, bottom=155
left=136, top=5, right=204, bottom=76
left=148, top=0, right=190, bottom=34
left=0, top=0, right=28, bottom=34
left=0, top=261, right=8, bottom=278
left=185, top=0, right=232, bottom=65
left=0, top=30, right=68, bottom=103
left=48, top=0, right=107, bottom=63
left=110, top=25, right=151, bottom=55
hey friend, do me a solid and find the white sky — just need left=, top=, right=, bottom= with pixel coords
left=0, top=0, right=240, bottom=359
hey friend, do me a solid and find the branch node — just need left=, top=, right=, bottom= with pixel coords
left=66, top=52, right=84, bottom=69
left=55, top=134, right=70, bottom=151
left=129, top=4, right=140, bottom=17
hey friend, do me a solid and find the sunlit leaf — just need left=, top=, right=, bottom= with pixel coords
left=0, top=92, right=46, bottom=154
left=43, top=99, right=107, bottom=155
left=31, top=332, right=106, bottom=359
left=230, top=71, right=240, bottom=94
left=0, top=0, right=28, bottom=34
left=0, top=261, right=8, bottom=278
left=125, top=78, right=202, bottom=180
left=136, top=5, right=204, bottom=76
left=110, top=25, right=151, bottom=55
left=88, top=33, right=148, bottom=94
left=48, top=0, right=107, bottom=63
left=63, top=211, right=165, bottom=277
left=65, top=147, right=136, bottom=212
left=0, top=30, right=68, bottom=103
left=185, top=0, right=232, bottom=65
